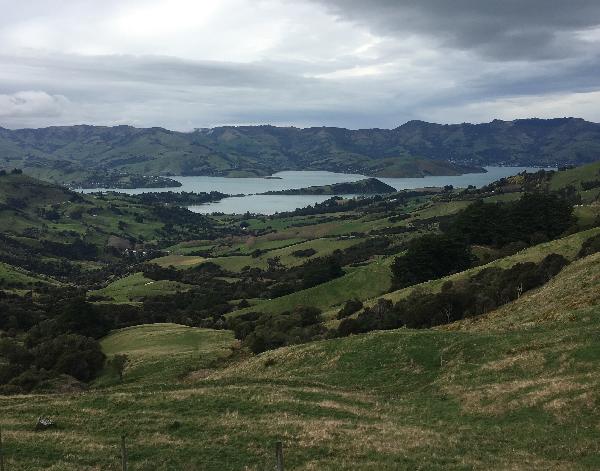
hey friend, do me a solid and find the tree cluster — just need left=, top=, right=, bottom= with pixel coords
left=229, top=306, right=326, bottom=353
left=445, top=193, right=575, bottom=247
left=339, top=254, right=568, bottom=336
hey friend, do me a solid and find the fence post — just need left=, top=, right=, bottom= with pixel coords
left=0, top=424, right=5, bottom=471
left=275, top=440, right=284, bottom=471
left=121, top=433, right=128, bottom=471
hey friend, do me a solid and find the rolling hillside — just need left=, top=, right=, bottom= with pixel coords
left=1, top=247, right=599, bottom=470
left=1, top=161, right=600, bottom=469
left=2, top=118, right=600, bottom=183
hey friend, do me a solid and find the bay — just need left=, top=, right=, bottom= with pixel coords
left=81, top=167, right=551, bottom=215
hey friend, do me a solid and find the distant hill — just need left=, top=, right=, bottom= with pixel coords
left=260, top=177, right=397, bottom=195
left=0, top=172, right=219, bottom=278
left=2, top=117, right=600, bottom=183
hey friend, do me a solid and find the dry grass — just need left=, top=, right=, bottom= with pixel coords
left=151, top=254, right=207, bottom=268
left=446, top=251, right=600, bottom=332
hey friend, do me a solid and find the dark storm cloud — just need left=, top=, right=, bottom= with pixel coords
left=312, top=0, right=600, bottom=61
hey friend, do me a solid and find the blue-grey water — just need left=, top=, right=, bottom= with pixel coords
left=81, top=167, right=551, bottom=215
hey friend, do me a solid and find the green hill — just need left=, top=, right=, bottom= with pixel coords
left=2, top=162, right=600, bottom=469
left=549, top=160, right=600, bottom=190
left=3, top=118, right=600, bottom=183
left=0, top=172, right=218, bottom=277
left=99, top=323, right=235, bottom=384
left=90, top=272, right=193, bottom=303
left=0, top=261, right=58, bottom=288
left=1, top=248, right=599, bottom=469
left=260, top=177, right=397, bottom=195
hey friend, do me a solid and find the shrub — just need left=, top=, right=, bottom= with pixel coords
left=578, top=234, right=600, bottom=258
left=107, top=354, right=129, bottom=381
left=230, top=306, right=324, bottom=354
left=337, top=299, right=363, bottom=319
left=33, top=334, right=105, bottom=382
left=291, top=248, right=317, bottom=258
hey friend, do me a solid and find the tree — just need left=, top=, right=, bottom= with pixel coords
left=107, top=354, right=128, bottom=382
left=447, top=193, right=575, bottom=247
left=337, top=299, right=363, bottom=319
left=392, top=234, right=473, bottom=288
left=301, top=256, right=343, bottom=289
left=267, top=256, right=282, bottom=271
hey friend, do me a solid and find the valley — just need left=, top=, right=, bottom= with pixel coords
left=0, top=162, right=599, bottom=469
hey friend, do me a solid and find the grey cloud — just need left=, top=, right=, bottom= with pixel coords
left=1, top=53, right=307, bottom=91
left=1, top=0, right=600, bottom=129
left=311, top=0, right=600, bottom=61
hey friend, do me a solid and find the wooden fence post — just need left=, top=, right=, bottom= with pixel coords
left=121, top=433, right=128, bottom=471
left=0, top=424, right=5, bottom=471
left=275, top=440, right=284, bottom=471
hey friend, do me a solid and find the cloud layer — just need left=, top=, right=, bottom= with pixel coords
left=0, top=0, right=599, bottom=129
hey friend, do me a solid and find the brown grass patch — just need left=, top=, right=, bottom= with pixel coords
left=446, top=375, right=594, bottom=415
left=481, top=350, right=546, bottom=373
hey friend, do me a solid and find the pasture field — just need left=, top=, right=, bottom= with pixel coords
left=166, top=240, right=216, bottom=255
left=574, top=203, right=600, bottom=227
left=0, top=261, right=56, bottom=287
left=549, top=160, right=600, bottom=191
left=209, top=237, right=366, bottom=272
left=99, top=323, right=235, bottom=384
left=90, top=272, right=192, bottom=302
left=1, top=262, right=599, bottom=470
left=151, top=254, right=207, bottom=268
left=228, top=256, right=394, bottom=318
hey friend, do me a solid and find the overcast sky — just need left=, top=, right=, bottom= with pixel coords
left=1, top=0, right=600, bottom=130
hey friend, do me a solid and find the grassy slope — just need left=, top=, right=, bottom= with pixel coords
left=0, top=174, right=157, bottom=246
left=228, top=227, right=598, bottom=321
left=445, top=251, right=600, bottom=332
left=0, top=261, right=58, bottom=287
left=549, top=160, right=600, bottom=191
left=90, top=272, right=193, bottom=303
left=210, top=237, right=365, bottom=272
left=374, top=227, right=600, bottom=306
left=550, top=161, right=600, bottom=203
left=151, top=254, right=207, bottom=268
left=228, top=256, right=394, bottom=318
left=1, top=250, right=599, bottom=469
left=99, top=323, right=235, bottom=384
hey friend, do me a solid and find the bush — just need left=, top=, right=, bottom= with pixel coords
left=230, top=306, right=325, bottom=353
left=337, top=299, right=363, bottom=319
left=578, top=234, right=600, bottom=258
left=292, top=248, right=317, bottom=258
left=300, top=256, right=344, bottom=289
left=107, top=354, right=128, bottom=381
left=33, top=334, right=105, bottom=382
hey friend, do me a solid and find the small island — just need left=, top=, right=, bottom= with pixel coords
left=259, top=177, right=397, bottom=195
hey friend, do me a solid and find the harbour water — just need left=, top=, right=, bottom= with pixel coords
left=81, top=167, right=550, bottom=215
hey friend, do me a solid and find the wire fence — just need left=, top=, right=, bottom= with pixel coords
left=0, top=427, right=286, bottom=471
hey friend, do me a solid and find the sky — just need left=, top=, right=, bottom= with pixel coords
left=1, top=0, right=600, bottom=130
